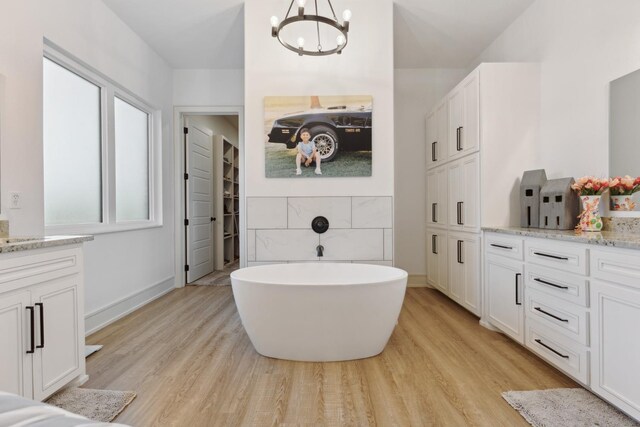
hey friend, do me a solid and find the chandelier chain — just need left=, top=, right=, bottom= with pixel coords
left=315, top=0, right=322, bottom=51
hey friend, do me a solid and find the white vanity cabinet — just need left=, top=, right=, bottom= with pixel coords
left=483, top=231, right=640, bottom=422
left=0, top=244, right=86, bottom=401
left=590, top=248, right=640, bottom=420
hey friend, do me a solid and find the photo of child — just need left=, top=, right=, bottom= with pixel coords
left=264, top=95, right=372, bottom=178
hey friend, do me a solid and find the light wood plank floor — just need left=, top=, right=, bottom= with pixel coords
left=85, top=287, right=575, bottom=426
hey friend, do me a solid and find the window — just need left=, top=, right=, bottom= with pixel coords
left=43, top=58, right=102, bottom=225
left=43, top=46, right=160, bottom=233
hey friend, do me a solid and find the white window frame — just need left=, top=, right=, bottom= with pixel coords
left=44, top=43, right=162, bottom=235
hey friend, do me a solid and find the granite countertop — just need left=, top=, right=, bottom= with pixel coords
left=483, top=227, right=640, bottom=250
left=0, top=235, right=94, bottom=254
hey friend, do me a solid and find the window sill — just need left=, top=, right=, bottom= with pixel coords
left=45, top=221, right=163, bottom=237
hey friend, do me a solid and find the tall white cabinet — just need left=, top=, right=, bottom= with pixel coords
left=0, top=243, right=87, bottom=401
left=426, top=63, right=540, bottom=316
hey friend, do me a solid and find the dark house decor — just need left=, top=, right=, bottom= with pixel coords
left=539, top=178, right=580, bottom=230
left=520, top=169, right=547, bottom=228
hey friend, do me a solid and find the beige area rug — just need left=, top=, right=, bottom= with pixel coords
left=191, top=260, right=239, bottom=286
left=46, top=387, right=136, bottom=422
left=503, top=388, right=639, bottom=427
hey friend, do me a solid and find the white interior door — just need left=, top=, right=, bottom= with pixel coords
left=186, top=124, right=214, bottom=283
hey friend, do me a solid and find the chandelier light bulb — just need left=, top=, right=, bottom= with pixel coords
left=342, top=9, right=352, bottom=22
left=297, top=37, right=305, bottom=48
left=297, top=0, right=306, bottom=7
left=270, top=16, right=279, bottom=27
left=337, top=35, right=346, bottom=46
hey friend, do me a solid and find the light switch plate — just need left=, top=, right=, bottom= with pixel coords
left=9, top=192, right=21, bottom=209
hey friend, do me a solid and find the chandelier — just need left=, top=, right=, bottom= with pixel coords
left=270, top=0, right=351, bottom=56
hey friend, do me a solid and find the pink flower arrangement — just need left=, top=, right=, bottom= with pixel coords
left=609, top=176, right=640, bottom=196
left=571, top=176, right=609, bottom=196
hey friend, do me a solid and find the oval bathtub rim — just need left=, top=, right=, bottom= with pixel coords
left=230, top=262, right=408, bottom=287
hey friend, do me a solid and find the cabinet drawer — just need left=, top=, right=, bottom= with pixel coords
left=525, top=239, right=588, bottom=276
left=525, top=318, right=590, bottom=385
left=485, top=233, right=524, bottom=261
left=591, top=248, right=640, bottom=290
left=525, top=289, right=589, bottom=345
left=0, top=248, right=81, bottom=294
left=525, top=265, right=589, bottom=307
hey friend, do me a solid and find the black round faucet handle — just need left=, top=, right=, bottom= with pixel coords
left=311, top=216, right=330, bottom=234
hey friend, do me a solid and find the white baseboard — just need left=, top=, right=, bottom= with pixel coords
left=85, top=276, right=175, bottom=336
left=407, top=274, right=431, bottom=288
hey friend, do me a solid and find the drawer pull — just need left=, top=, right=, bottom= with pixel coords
left=534, top=277, right=569, bottom=290
left=491, top=243, right=513, bottom=250
left=36, top=302, right=44, bottom=349
left=534, top=338, right=569, bottom=359
left=533, top=252, right=569, bottom=261
left=534, top=306, right=569, bottom=322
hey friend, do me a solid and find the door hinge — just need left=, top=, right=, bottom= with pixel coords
left=184, top=173, right=189, bottom=180
left=184, top=219, right=189, bottom=226
left=183, top=127, right=189, bottom=134
left=184, top=265, right=190, bottom=272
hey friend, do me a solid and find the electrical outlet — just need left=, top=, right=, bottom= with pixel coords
left=9, top=192, right=21, bottom=209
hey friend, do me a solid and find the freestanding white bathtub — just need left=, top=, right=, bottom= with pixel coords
left=230, top=263, right=408, bottom=362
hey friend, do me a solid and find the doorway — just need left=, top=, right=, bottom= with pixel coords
left=178, top=111, right=242, bottom=285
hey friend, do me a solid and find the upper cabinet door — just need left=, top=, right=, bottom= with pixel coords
left=426, top=111, right=438, bottom=169
left=448, top=71, right=480, bottom=161
left=448, top=88, right=464, bottom=159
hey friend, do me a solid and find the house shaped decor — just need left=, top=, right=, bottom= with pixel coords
left=520, top=169, right=547, bottom=228
left=539, top=178, right=580, bottom=230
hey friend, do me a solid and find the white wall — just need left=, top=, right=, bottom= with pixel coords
left=472, top=0, right=640, bottom=178
left=394, top=68, right=467, bottom=277
left=174, top=69, right=244, bottom=106
left=187, top=115, right=239, bottom=147
left=245, top=0, right=394, bottom=198
left=0, top=0, right=175, bottom=334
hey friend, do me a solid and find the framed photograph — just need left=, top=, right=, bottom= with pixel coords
left=264, top=95, right=372, bottom=178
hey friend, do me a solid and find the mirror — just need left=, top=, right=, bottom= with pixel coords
left=609, top=69, right=640, bottom=214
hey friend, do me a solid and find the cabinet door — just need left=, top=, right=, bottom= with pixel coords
left=460, top=72, right=480, bottom=156
left=461, top=154, right=480, bottom=232
left=448, top=160, right=464, bottom=228
left=426, top=111, right=438, bottom=169
left=426, top=169, right=438, bottom=226
left=31, top=276, right=85, bottom=401
left=448, top=155, right=480, bottom=231
left=427, top=230, right=448, bottom=295
left=435, top=100, right=448, bottom=164
left=486, top=255, right=524, bottom=343
left=591, top=280, right=640, bottom=421
left=448, top=233, right=481, bottom=316
left=0, top=291, right=33, bottom=398
left=448, top=88, right=464, bottom=159
left=435, top=166, right=448, bottom=228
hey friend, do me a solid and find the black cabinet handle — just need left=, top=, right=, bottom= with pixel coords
left=35, top=302, right=44, bottom=349
left=432, top=235, right=438, bottom=255
left=457, top=240, right=464, bottom=264
left=432, top=203, right=437, bottom=223
left=490, top=243, right=513, bottom=250
left=534, top=278, right=569, bottom=290
left=457, top=201, right=464, bottom=225
left=456, top=126, right=463, bottom=151
left=515, top=273, right=522, bottom=306
left=534, top=306, right=569, bottom=322
left=26, top=306, right=34, bottom=354
left=431, top=141, right=437, bottom=162
left=211, top=217, right=216, bottom=222
left=535, top=339, right=569, bottom=359
left=533, top=252, right=569, bottom=261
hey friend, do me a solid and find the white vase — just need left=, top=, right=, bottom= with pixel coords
left=579, top=195, right=603, bottom=232
left=610, top=195, right=636, bottom=211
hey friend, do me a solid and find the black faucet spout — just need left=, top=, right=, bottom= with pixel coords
left=316, top=245, right=324, bottom=257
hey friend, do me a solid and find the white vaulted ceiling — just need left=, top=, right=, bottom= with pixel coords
left=102, top=0, right=535, bottom=69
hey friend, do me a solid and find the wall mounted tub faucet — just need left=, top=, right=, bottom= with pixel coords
left=316, top=245, right=324, bottom=257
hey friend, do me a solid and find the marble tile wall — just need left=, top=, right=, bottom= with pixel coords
left=247, top=196, right=393, bottom=265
